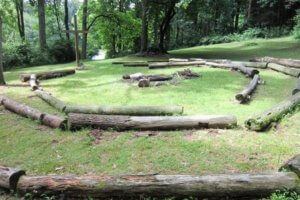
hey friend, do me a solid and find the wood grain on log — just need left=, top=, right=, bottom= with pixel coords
left=68, top=114, right=237, bottom=131
left=251, top=56, right=300, bottom=68
left=16, top=173, right=299, bottom=198
left=236, top=75, right=260, bottom=103
left=65, top=105, right=184, bottom=116
left=29, top=74, right=39, bottom=91
left=0, top=167, right=25, bottom=191
left=41, top=114, right=67, bottom=130
left=245, top=93, right=300, bottom=131
left=292, top=78, right=300, bottom=95
left=20, top=69, right=75, bottom=82
left=149, top=61, right=205, bottom=69
left=267, top=63, right=300, bottom=77
left=35, top=90, right=66, bottom=112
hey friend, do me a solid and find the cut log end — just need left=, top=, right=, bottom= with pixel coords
left=0, top=167, right=26, bottom=191
left=138, top=79, right=150, bottom=88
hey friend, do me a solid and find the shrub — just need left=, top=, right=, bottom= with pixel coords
left=293, top=10, right=300, bottom=39
left=267, top=190, right=300, bottom=200
left=48, top=39, right=75, bottom=63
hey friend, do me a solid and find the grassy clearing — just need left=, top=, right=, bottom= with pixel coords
left=0, top=37, right=299, bottom=176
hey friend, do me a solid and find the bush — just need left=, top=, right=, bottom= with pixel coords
left=48, top=39, right=75, bottom=63
left=293, top=11, right=300, bottom=39
left=267, top=190, right=300, bottom=200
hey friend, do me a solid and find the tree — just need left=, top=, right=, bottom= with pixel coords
left=52, top=0, right=62, bottom=39
left=140, top=0, right=149, bottom=53
left=37, top=0, right=47, bottom=50
left=0, top=16, right=5, bottom=85
left=64, top=0, right=70, bottom=40
left=81, top=0, right=88, bottom=59
left=14, top=0, right=25, bottom=41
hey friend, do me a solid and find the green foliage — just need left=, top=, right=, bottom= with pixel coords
left=293, top=10, right=300, bottom=39
left=267, top=190, right=300, bottom=200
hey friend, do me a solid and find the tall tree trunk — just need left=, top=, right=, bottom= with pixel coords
left=37, top=0, right=47, bottom=50
left=235, top=4, right=240, bottom=31
left=64, top=0, right=70, bottom=40
left=81, top=0, right=88, bottom=59
left=0, top=16, right=5, bottom=85
left=53, top=0, right=62, bottom=39
left=15, top=0, right=25, bottom=41
left=140, top=0, right=148, bottom=53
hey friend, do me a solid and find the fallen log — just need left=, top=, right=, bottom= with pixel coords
left=267, top=63, right=300, bottom=77
left=176, top=68, right=200, bottom=79
left=0, top=167, right=25, bottom=191
left=251, top=56, right=300, bottom=68
left=292, top=78, right=300, bottom=95
left=149, top=61, right=205, bottom=69
left=68, top=114, right=237, bottom=131
left=231, top=61, right=268, bottom=69
left=35, top=90, right=66, bottom=112
left=65, top=105, right=183, bottom=116
left=16, top=172, right=299, bottom=199
left=20, top=69, right=75, bottom=82
left=138, top=79, right=150, bottom=87
left=279, top=154, right=300, bottom=177
left=232, top=64, right=259, bottom=78
left=29, top=74, right=39, bottom=91
left=123, top=62, right=149, bottom=67
left=236, top=75, right=260, bottom=103
left=123, top=73, right=144, bottom=80
left=169, top=58, right=189, bottom=62
left=204, top=62, right=233, bottom=69
left=0, top=95, right=6, bottom=105
left=245, top=93, right=300, bottom=131
left=41, top=113, right=67, bottom=130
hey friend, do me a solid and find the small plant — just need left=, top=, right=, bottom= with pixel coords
left=266, top=190, right=300, bottom=200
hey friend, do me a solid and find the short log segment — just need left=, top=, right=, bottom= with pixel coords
left=68, top=114, right=237, bottom=131
left=65, top=105, right=183, bottom=116
left=149, top=61, right=205, bottom=69
left=16, top=173, right=299, bottom=199
left=29, top=74, right=39, bottom=91
left=41, top=113, right=67, bottom=130
left=35, top=90, right=66, bottom=112
left=292, top=78, right=300, bottom=95
left=251, top=56, right=300, bottom=69
left=0, top=167, right=25, bottom=191
left=236, top=75, right=260, bottom=103
left=245, top=93, right=300, bottom=131
left=20, top=69, right=75, bottom=82
left=267, top=63, right=300, bottom=77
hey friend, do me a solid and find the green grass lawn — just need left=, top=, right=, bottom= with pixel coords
left=0, top=37, right=299, bottom=176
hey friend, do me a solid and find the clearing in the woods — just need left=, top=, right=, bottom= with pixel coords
left=0, top=37, right=299, bottom=175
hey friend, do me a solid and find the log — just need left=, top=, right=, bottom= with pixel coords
left=123, top=62, right=149, bottom=67
left=149, top=61, right=205, bottom=69
left=231, top=61, right=268, bottom=69
left=251, top=56, right=300, bottom=68
left=68, top=114, right=237, bottom=131
left=204, top=62, right=233, bottom=69
left=123, top=73, right=173, bottom=82
left=267, top=63, right=300, bottom=77
left=41, top=113, right=67, bottom=130
left=292, top=78, right=300, bottom=95
left=0, top=167, right=25, bottom=191
left=2, top=98, right=44, bottom=121
left=20, top=69, right=75, bottom=82
left=279, top=154, right=300, bottom=178
left=123, top=73, right=144, bottom=80
left=0, top=95, right=6, bottom=105
left=245, top=93, right=300, bottom=131
left=232, top=64, right=259, bottom=78
left=169, top=58, right=189, bottom=62
left=29, top=74, right=39, bottom=91
left=236, top=75, right=260, bottom=103
left=138, top=79, right=150, bottom=87
left=35, top=90, right=66, bottom=112
left=16, top=173, right=299, bottom=198
left=65, top=105, right=184, bottom=116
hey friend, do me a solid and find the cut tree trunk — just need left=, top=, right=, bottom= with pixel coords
left=16, top=172, right=299, bottom=199
left=231, top=61, right=267, bottom=69
left=138, top=79, right=150, bottom=87
left=267, top=63, right=300, bottom=77
left=29, top=74, right=39, bottom=91
left=0, top=167, right=25, bottom=191
left=149, top=61, right=205, bottom=69
left=292, top=78, right=300, bottom=95
left=65, top=105, right=183, bottom=116
left=35, top=90, right=66, bottom=112
left=123, top=62, right=149, bottom=67
left=41, top=113, right=67, bottom=130
left=245, top=93, right=300, bottom=131
left=169, top=58, right=189, bottom=62
left=123, top=73, right=173, bottom=82
left=205, top=62, right=233, bottom=69
left=232, top=64, right=259, bottom=78
left=236, top=75, right=260, bottom=103
left=68, top=114, right=237, bottom=131
left=251, top=56, right=300, bottom=69
left=20, top=69, right=75, bottom=82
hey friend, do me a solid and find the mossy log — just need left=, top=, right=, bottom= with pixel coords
left=65, top=105, right=183, bottom=116
left=149, top=61, right=205, bottom=69
left=267, top=63, right=300, bottom=77
left=245, top=93, right=300, bottom=131
left=0, top=167, right=25, bottom=191
left=35, top=90, right=66, bottom=112
left=29, top=74, right=39, bottom=91
left=251, top=56, right=300, bottom=68
left=236, top=75, right=260, bottom=103
left=20, top=69, right=75, bottom=82
left=123, top=62, right=149, bottom=67
left=292, top=78, right=300, bottom=95
left=68, top=114, right=237, bottom=131
left=15, top=172, right=299, bottom=199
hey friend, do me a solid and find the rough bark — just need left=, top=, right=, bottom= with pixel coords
left=149, top=61, right=205, bottom=69
left=280, top=154, right=300, bottom=178
left=245, top=93, right=300, bottom=131
left=64, top=0, right=70, bottom=40
left=29, top=74, right=39, bottom=91
left=123, top=62, right=149, bottom=67
left=81, top=0, right=88, bottom=59
left=35, top=90, right=66, bottom=112
left=16, top=172, right=299, bottom=199
left=41, top=113, right=67, bottom=130
left=251, top=57, right=300, bottom=69
left=0, top=167, right=25, bottom=191
left=37, top=0, right=47, bottom=50
left=292, top=78, right=300, bottom=95
left=0, top=16, right=5, bottom=85
left=20, top=69, right=75, bottom=82
left=267, top=63, right=300, bottom=78
left=65, top=105, right=183, bottom=116
left=68, top=114, right=237, bottom=131
left=236, top=74, right=260, bottom=103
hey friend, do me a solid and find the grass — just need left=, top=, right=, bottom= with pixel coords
left=0, top=37, right=299, bottom=176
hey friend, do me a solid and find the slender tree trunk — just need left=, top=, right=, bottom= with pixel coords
left=0, top=17, right=6, bottom=85
left=53, top=0, right=62, bottom=39
left=235, top=5, right=240, bottom=31
left=15, top=0, right=25, bottom=41
left=140, top=0, right=148, bottom=53
left=81, top=0, right=88, bottom=59
left=64, top=0, right=70, bottom=40
left=37, top=0, right=47, bottom=50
